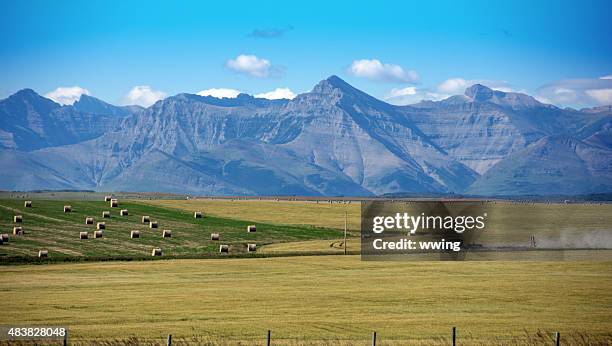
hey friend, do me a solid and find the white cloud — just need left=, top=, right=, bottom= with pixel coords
left=123, top=86, right=166, bottom=107
left=585, top=89, right=612, bottom=105
left=437, top=78, right=513, bottom=95
left=255, top=87, right=296, bottom=100
left=384, top=87, right=448, bottom=105
left=437, top=78, right=470, bottom=95
left=226, top=54, right=272, bottom=78
left=386, top=87, right=417, bottom=98
left=384, top=78, right=515, bottom=106
left=44, top=86, right=90, bottom=105
left=348, top=59, right=419, bottom=83
left=536, top=76, right=612, bottom=107
left=197, top=88, right=242, bottom=99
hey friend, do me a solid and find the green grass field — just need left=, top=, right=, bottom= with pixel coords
left=0, top=256, right=610, bottom=345
left=0, top=199, right=343, bottom=261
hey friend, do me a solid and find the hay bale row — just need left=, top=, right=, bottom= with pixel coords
left=38, top=250, right=48, bottom=258
left=120, top=209, right=128, bottom=216
left=131, top=230, right=140, bottom=239
left=94, top=230, right=104, bottom=239
left=97, top=222, right=105, bottom=230
left=80, top=232, right=88, bottom=240
left=247, top=225, right=256, bottom=233
left=24, top=200, right=32, bottom=208
left=141, top=216, right=150, bottom=223
left=194, top=211, right=203, bottom=218
left=13, top=227, right=23, bottom=235
left=162, top=230, right=172, bottom=238
left=151, top=248, right=162, bottom=257
left=64, top=205, right=72, bottom=213
left=85, top=217, right=94, bottom=225
left=102, top=211, right=110, bottom=218
left=14, top=215, right=22, bottom=223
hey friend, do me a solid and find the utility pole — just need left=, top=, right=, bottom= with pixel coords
left=344, top=210, right=348, bottom=255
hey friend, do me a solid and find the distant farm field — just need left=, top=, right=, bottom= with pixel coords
left=0, top=256, right=611, bottom=345
left=144, top=198, right=362, bottom=230
left=2, top=197, right=612, bottom=260
left=0, top=199, right=343, bottom=261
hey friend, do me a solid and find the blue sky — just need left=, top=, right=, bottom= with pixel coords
left=1, top=0, right=611, bottom=108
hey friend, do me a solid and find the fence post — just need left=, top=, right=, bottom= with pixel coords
left=266, top=329, right=271, bottom=346
left=344, top=211, right=348, bottom=255
left=452, top=327, right=456, bottom=346
left=372, top=331, right=377, bottom=346
left=167, top=334, right=172, bottom=346
left=555, top=332, right=560, bottom=346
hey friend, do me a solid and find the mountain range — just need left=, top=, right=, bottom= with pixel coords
left=1, top=76, right=610, bottom=196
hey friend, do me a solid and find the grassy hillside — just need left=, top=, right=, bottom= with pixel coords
left=0, top=199, right=343, bottom=261
left=0, top=256, right=610, bottom=345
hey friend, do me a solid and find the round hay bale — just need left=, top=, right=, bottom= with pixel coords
left=38, top=250, right=48, bottom=258
left=85, top=217, right=94, bottom=225
left=247, top=243, right=257, bottom=252
left=79, top=232, right=88, bottom=240
left=141, top=216, right=150, bottom=223
left=1, top=234, right=8, bottom=243
left=102, top=211, right=110, bottom=218
left=13, top=226, right=23, bottom=235
left=24, top=201, right=32, bottom=208
left=151, top=248, right=162, bottom=257
left=94, top=230, right=104, bottom=238
left=14, top=215, right=23, bottom=223
left=130, top=230, right=140, bottom=239
left=210, top=233, right=220, bottom=241
left=104, top=196, right=112, bottom=202
left=0, top=237, right=3, bottom=245
left=219, top=244, right=229, bottom=253
left=247, top=225, right=256, bottom=233
left=149, top=221, right=158, bottom=229
left=120, top=209, right=128, bottom=216
left=96, top=222, right=106, bottom=230
left=194, top=211, right=203, bottom=218
left=64, top=205, right=72, bottom=213
left=110, top=199, right=118, bottom=208
left=162, top=230, right=172, bottom=238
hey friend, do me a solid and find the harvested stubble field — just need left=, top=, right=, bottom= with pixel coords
left=0, top=256, right=611, bottom=345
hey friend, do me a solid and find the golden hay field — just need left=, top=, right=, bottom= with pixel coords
left=0, top=256, right=611, bottom=345
left=144, top=199, right=362, bottom=231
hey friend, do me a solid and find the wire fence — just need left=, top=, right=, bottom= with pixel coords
left=3, top=328, right=608, bottom=346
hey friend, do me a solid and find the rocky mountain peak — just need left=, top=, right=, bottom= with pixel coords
left=312, top=75, right=356, bottom=94
left=465, top=84, right=496, bottom=101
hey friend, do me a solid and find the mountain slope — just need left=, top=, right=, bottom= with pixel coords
left=468, top=135, right=612, bottom=195
left=0, top=90, right=137, bottom=150
left=0, top=78, right=610, bottom=196
left=399, top=85, right=608, bottom=174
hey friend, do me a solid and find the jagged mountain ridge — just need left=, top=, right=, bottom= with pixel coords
left=0, top=89, right=138, bottom=150
left=0, top=76, right=610, bottom=196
